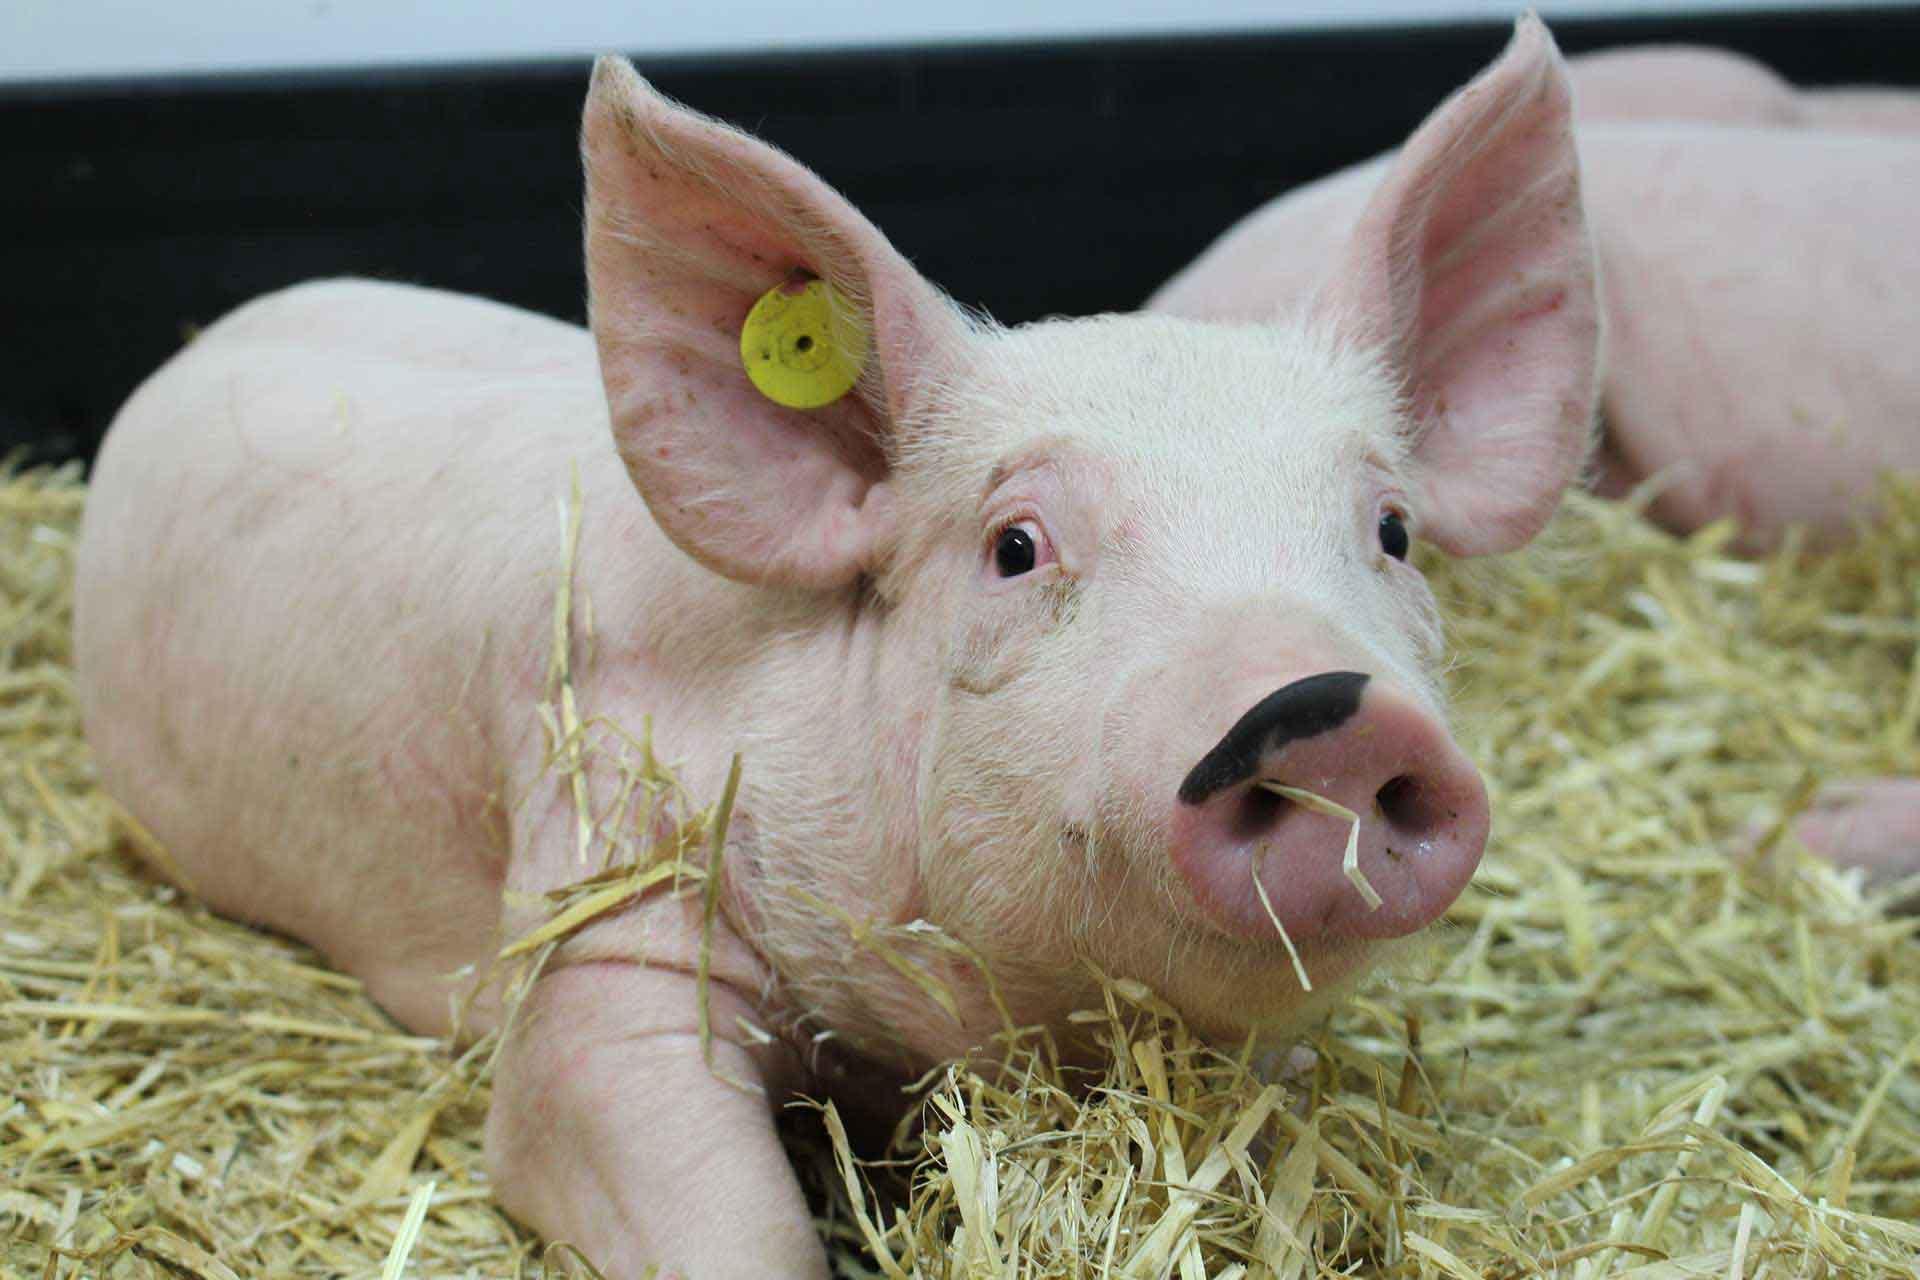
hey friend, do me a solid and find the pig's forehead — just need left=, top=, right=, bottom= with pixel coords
left=967, top=315, right=1408, bottom=471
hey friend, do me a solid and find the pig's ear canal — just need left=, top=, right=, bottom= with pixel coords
left=581, top=56, right=967, bottom=590
left=1312, top=15, right=1601, bottom=558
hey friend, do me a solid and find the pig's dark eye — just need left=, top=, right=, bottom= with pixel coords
left=994, top=525, right=1038, bottom=577
left=1378, top=511, right=1410, bottom=561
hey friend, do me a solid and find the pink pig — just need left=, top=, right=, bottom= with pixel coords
left=77, top=20, right=1593, bottom=1279
left=1151, top=40, right=1920, bottom=904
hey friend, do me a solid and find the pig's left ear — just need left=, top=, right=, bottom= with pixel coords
left=1314, top=16, right=1601, bottom=557
left=582, top=57, right=968, bottom=589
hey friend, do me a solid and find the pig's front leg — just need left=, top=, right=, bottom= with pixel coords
left=486, top=954, right=829, bottom=1280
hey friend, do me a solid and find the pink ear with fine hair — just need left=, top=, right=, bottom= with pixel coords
left=582, top=57, right=966, bottom=589
left=1315, top=15, right=1601, bottom=557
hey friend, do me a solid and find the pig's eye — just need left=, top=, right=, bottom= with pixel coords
left=1378, top=510, right=1410, bottom=561
left=993, top=522, right=1041, bottom=577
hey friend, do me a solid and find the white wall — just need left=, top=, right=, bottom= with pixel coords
left=4, top=0, right=1899, bottom=83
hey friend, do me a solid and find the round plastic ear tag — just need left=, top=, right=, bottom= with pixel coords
left=739, top=276, right=869, bottom=410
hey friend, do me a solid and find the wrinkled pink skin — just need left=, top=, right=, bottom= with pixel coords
left=77, top=23, right=1599, bottom=1280
left=1152, top=44, right=1920, bottom=905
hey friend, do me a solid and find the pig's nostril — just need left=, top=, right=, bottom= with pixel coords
left=1376, top=773, right=1440, bottom=835
left=1229, top=784, right=1289, bottom=842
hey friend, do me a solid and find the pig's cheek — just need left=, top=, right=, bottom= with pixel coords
left=944, top=590, right=1056, bottom=696
left=1057, top=763, right=1105, bottom=839
left=945, top=613, right=1010, bottom=696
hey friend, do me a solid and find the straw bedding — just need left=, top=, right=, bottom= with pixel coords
left=3, top=462, right=1916, bottom=1278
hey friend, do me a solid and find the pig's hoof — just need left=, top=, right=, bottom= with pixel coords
left=1771, top=777, right=1920, bottom=909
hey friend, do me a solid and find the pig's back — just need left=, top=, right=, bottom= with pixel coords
left=1149, top=123, right=1920, bottom=546
left=1579, top=124, right=1920, bottom=542
left=74, top=278, right=620, bottom=1032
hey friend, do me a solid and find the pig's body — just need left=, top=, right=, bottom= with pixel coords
left=78, top=279, right=938, bottom=1273
left=79, top=23, right=1612, bottom=1279
left=79, top=283, right=769, bottom=1033
left=82, top=279, right=1490, bottom=1273
left=87, top=276, right=1356, bottom=1069
left=1152, top=52, right=1920, bottom=549
left=76, top=280, right=1494, bottom=1278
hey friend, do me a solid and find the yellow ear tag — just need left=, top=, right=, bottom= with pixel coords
left=739, top=276, right=869, bottom=410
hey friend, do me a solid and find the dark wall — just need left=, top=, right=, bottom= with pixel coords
left=5, top=6, right=1918, bottom=464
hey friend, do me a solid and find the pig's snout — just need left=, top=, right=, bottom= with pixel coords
left=1169, top=674, right=1489, bottom=943
left=1176, top=671, right=1373, bottom=806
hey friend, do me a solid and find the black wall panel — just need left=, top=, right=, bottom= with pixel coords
left=5, top=7, right=1917, bottom=463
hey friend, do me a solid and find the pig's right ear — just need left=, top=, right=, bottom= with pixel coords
left=581, top=58, right=965, bottom=589
left=1312, top=16, right=1601, bottom=557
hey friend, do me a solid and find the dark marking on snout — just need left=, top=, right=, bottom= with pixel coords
left=1176, top=671, right=1370, bottom=806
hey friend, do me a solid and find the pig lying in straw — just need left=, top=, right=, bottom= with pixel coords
left=81, top=17, right=1642, bottom=1278
left=1152, top=40, right=1920, bottom=895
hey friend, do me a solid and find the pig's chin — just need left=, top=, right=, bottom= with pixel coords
left=1147, top=930, right=1383, bottom=1049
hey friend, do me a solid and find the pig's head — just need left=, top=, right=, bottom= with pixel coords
left=581, top=17, right=1598, bottom=1053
